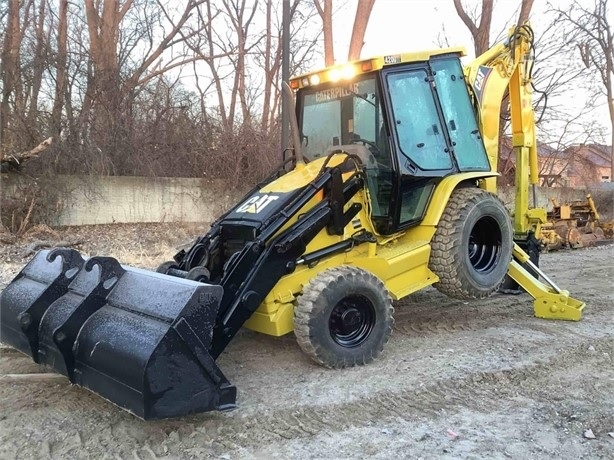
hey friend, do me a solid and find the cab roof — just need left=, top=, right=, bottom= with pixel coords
left=289, top=46, right=466, bottom=90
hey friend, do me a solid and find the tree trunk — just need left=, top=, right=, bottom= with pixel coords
left=609, top=96, right=614, bottom=181
left=314, top=0, right=334, bottom=65
left=453, top=0, right=493, bottom=55
left=27, top=0, right=46, bottom=135
left=347, top=0, right=376, bottom=61
left=1, top=0, right=23, bottom=150
left=261, top=0, right=273, bottom=131
left=51, top=0, right=68, bottom=136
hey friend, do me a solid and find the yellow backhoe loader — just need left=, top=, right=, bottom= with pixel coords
left=0, top=24, right=584, bottom=419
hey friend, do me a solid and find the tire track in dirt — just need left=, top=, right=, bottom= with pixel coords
left=393, top=290, right=612, bottom=339
left=165, top=336, right=613, bottom=454
left=393, top=295, right=524, bottom=337
left=2, top=336, right=609, bottom=459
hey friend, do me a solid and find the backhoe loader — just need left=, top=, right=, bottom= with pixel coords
left=0, top=24, right=584, bottom=419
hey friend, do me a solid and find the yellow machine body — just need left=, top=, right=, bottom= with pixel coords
left=244, top=154, right=495, bottom=335
left=245, top=25, right=584, bottom=336
left=0, top=24, right=587, bottom=421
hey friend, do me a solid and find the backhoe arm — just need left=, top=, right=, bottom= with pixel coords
left=465, top=25, right=584, bottom=321
left=464, top=24, right=546, bottom=240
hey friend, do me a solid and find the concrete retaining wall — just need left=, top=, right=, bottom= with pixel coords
left=1, top=175, right=243, bottom=226
left=1, top=174, right=609, bottom=226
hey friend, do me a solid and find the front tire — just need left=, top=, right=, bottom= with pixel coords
left=429, top=187, right=513, bottom=299
left=294, top=266, right=394, bottom=368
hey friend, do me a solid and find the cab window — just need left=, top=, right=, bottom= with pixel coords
left=386, top=69, right=452, bottom=171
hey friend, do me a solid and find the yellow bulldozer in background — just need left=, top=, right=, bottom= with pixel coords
left=0, top=24, right=584, bottom=419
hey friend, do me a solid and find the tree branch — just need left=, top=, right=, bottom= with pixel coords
left=1, top=137, right=53, bottom=171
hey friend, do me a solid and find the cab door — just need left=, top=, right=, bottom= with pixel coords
left=384, top=65, right=455, bottom=177
left=430, top=57, right=490, bottom=171
left=382, top=64, right=455, bottom=231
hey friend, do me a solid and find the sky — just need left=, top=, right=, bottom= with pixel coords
left=335, top=0, right=513, bottom=59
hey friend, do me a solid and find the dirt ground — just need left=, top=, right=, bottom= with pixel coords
left=0, top=223, right=613, bottom=459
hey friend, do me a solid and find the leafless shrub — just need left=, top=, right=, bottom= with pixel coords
left=0, top=175, right=66, bottom=235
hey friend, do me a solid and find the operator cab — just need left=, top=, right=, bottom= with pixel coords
left=293, top=50, right=490, bottom=235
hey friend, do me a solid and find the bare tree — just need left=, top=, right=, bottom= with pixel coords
left=555, top=0, right=614, bottom=181
left=314, top=0, right=377, bottom=64
left=50, top=0, right=68, bottom=136
left=1, top=0, right=24, bottom=152
left=258, top=0, right=306, bottom=132
left=313, top=0, right=333, bottom=65
left=222, top=0, right=260, bottom=127
left=347, top=0, right=376, bottom=61
left=453, top=0, right=534, bottom=55
left=82, top=0, right=206, bottom=163
left=0, top=0, right=323, bottom=183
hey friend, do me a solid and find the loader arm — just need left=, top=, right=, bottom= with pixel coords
left=207, top=163, right=365, bottom=358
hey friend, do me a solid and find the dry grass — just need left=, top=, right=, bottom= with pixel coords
left=0, top=222, right=211, bottom=268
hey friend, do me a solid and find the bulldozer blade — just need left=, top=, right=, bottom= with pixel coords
left=0, top=248, right=84, bottom=362
left=1, top=250, right=237, bottom=420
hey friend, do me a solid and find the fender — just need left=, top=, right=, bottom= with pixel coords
left=421, top=172, right=499, bottom=227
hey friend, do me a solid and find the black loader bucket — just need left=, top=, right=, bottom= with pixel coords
left=1, top=249, right=236, bottom=420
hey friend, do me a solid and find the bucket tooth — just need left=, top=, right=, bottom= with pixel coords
left=0, top=248, right=84, bottom=361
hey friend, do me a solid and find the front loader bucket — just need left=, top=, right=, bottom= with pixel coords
left=1, top=250, right=236, bottom=420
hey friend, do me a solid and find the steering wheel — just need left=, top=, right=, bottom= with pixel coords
left=350, top=137, right=380, bottom=155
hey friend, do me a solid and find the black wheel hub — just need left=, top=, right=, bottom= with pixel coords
left=329, top=294, right=375, bottom=348
left=468, top=215, right=502, bottom=273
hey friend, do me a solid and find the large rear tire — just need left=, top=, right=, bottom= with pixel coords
left=294, top=266, right=394, bottom=368
left=429, top=187, right=513, bottom=299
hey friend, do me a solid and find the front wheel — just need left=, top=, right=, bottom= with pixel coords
left=294, top=266, right=394, bottom=368
left=429, top=187, right=513, bottom=299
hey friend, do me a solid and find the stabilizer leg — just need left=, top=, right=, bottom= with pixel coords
left=507, top=243, right=585, bottom=321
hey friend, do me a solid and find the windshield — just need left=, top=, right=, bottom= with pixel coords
left=299, top=77, right=380, bottom=162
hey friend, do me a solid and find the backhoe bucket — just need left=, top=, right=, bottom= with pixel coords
left=1, top=250, right=237, bottom=420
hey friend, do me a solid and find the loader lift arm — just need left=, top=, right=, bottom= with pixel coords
left=207, top=162, right=366, bottom=358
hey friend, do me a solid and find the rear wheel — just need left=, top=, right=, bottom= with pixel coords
left=429, top=187, right=513, bottom=299
left=294, top=266, right=394, bottom=368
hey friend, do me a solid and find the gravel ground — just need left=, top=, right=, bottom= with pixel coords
left=0, top=224, right=613, bottom=459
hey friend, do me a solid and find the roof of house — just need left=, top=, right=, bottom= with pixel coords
left=501, top=138, right=612, bottom=168
left=566, top=144, right=612, bottom=168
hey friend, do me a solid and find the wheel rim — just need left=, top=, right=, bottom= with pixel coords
left=468, top=215, right=502, bottom=273
left=328, top=294, right=375, bottom=348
